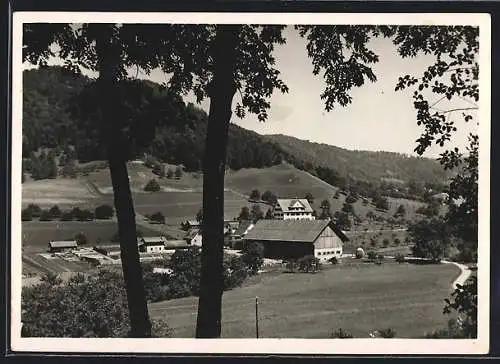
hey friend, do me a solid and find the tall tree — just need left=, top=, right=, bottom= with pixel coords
left=23, top=23, right=153, bottom=337
left=195, top=25, right=240, bottom=338
left=93, top=24, right=152, bottom=337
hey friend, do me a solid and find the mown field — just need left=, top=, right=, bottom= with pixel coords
left=148, top=260, right=460, bottom=338
left=21, top=161, right=431, bottom=233
left=21, top=221, right=161, bottom=252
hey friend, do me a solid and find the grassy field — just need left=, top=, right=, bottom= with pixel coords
left=21, top=161, right=430, bottom=232
left=21, top=221, right=161, bottom=252
left=343, top=229, right=409, bottom=254
left=148, top=260, right=459, bottom=338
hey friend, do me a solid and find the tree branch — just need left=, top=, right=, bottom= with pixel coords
left=439, top=107, right=478, bottom=115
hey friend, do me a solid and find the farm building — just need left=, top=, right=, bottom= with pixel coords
left=48, top=240, right=78, bottom=253
left=184, top=228, right=202, bottom=246
left=138, top=236, right=191, bottom=253
left=181, top=220, right=201, bottom=231
left=243, top=219, right=349, bottom=262
left=137, top=236, right=168, bottom=253
left=230, top=220, right=255, bottom=249
left=272, top=199, right=315, bottom=220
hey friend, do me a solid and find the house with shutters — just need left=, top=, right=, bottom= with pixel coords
left=272, top=199, right=315, bottom=220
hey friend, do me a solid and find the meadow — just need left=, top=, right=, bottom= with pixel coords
left=148, top=260, right=460, bottom=338
left=22, top=161, right=430, bottom=232
left=21, top=220, right=160, bottom=253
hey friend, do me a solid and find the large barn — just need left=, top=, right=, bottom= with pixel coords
left=242, top=219, right=349, bottom=262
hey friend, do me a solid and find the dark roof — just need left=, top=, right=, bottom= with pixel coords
left=276, top=199, right=313, bottom=213
left=243, top=219, right=349, bottom=243
left=184, top=228, right=201, bottom=240
left=233, top=220, right=254, bottom=236
left=137, top=236, right=167, bottom=246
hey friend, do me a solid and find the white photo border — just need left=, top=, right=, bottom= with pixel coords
left=10, top=11, right=492, bottom=355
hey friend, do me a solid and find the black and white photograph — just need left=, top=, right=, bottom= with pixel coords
left=10, top=12, right=491, bottom=354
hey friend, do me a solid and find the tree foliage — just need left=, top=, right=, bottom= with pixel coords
left=444, top=276, right=477, bottom=338
left=241, top=242, right=264, bottom=275
left=21, top=271, right=172, bottom=338
left=408, top=218, right=452, bottom=261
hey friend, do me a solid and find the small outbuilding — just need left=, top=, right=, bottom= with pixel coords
left=137, top=236, right=168, bottom=253
left=48, top=240, right=78, bottom=253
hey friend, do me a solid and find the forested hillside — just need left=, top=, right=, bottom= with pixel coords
left=268, top=134, right=449, bottom=185
left=23, top=66, right=448, bottom=200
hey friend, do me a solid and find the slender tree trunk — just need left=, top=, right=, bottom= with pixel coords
left=95, top=24, right=152, bottom=338
left=196, top=25, right=239, bottom=338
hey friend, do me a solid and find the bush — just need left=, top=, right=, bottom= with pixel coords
left=394, top=238, right=401, bottom=246
left=367, top=251, right=377, bottom=260
left=94, top=204, right=114, bottom=220
left=174, top=166, right=183, bottom=179
left=149, top=212, right=166, bottom=224
left=395, top=253, right=406, bottom=263
left=60, top=211, right=73, bottom=221
left=48, top=205, right=62, bottom=218
left=144, top=178, right=161, bottom=192
left=330, top=328, right=354, bottom=338
left=241, top=242, right=264, bottom=275
left=378, top=328, right=396, bottom=338
left=39, top=210, right=53, bottom=221
left=298, top=255, right=320, bottom=273
left=21, top=208, right=33, bottom=221
left=223, top=255, right=248, bottom=290
left=26, top=204, right=42, bottom=218
left=166, top=168, right=174, bottom=179
left=249, top=189, right=261, bottom=201
left=382, top=238, right=390, bottom=247
left=21, top=270, right=172, bottom=337
left=75, top=233, right=88, bottom=245
left=329, top=256, right=339, bottom=264
left=345, top=194, right=357, bottom=204
left=72, top=208, right=94, bottom=221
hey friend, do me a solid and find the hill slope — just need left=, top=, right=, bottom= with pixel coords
left=23, top=66, right=449, bottom=197
left=266, top=134, right=449, bottom=185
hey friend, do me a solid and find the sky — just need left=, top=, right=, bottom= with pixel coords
left=23, top=25, right=478, bottom=158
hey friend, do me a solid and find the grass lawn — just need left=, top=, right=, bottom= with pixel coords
left=148, top=260, right=459, bottom=338
left=21, top=221, right=160, bottom=253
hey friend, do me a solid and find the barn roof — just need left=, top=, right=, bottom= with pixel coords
left=244, top=219, right=349, bottom=243
left=49, top=240, right=78, bottom=248
left=138, top=236, right=167, bottom=245
left=233, top=220, right=254, bottom=237
left=276, top=199, right=313, bottom=213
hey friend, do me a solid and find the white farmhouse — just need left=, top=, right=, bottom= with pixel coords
left=273, top=199, right=315, bottom=220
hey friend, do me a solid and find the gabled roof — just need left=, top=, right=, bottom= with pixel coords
left=49, top=240, right=78, bottom=248
left=275, top=199, right=313, bottom=213
left=243, top=219, right=349, bottom=243
left=233, top=220, right=254, bottom=236
left=138, top=236, right=167, bottom=245
left=184, top=228, right=201, bottom=240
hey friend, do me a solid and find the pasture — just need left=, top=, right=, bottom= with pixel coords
left=21, top=221, right=160, bottom=253
left=148, top=260, right=460, bottom=338
left=21, top=161, right=431, bottom=234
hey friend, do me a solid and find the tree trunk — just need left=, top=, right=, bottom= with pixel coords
left=95, top=24, right=152, bottom=338
left=196, top=25, right=239, bottom=338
